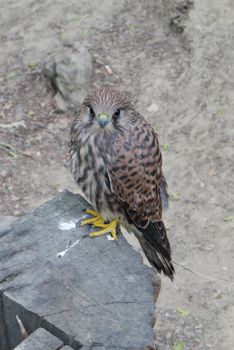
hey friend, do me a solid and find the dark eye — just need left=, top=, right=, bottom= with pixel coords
left=113, top=108, right=121, bottom=118
left=89, top=106, right=95, bottom=118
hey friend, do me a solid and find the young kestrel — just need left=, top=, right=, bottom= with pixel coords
left=69, top=88, right=175, bottom=280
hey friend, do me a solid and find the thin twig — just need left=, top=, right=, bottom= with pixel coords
left=131, top=53, right=143, bottom=62
left=16, top=314, right=28, bottom=339
left=173, top=259, right=233, bottom=286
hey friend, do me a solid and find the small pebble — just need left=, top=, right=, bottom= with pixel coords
left=146, top=103, right=159, bottom=113
left=0, top=170, right=8, bottom=178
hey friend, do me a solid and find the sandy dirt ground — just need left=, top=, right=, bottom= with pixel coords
left=0, top=1, right=234, bottom=349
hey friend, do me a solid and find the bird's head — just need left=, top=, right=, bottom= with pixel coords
left=75, top=88, right=136, bottom=134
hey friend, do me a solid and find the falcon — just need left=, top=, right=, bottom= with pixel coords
left=69, top=88, right=175, bottom=280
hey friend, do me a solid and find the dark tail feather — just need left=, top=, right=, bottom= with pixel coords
left=134, top=221, right=175, bottom=281
left=160, top=173, right=169, bottom=210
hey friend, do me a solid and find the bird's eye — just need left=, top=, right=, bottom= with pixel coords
left=89, top=106, right=95, bottom=118
left=113, top=108, right=121, bottom=118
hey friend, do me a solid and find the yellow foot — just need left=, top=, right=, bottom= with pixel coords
left=80, top=209, right=119, bottom=240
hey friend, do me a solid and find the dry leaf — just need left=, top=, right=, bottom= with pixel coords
left=208, top=168, right=218, bottom=177
left=172, top=192, right=180, bottom=200
left=21, top=150, right=33, bottom=158
left=176, top=307, right=190, bottom=317
left=223, top=216, right=234, bottom=222
left=6, top=71, right=17, bottom=80
left=174, top=340, right=185, bottom=350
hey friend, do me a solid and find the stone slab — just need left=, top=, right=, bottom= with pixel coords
left=0, top=191, right=156, bottom=350
left=13, top=328, right=63, bottom=350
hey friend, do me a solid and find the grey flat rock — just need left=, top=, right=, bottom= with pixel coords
left=0, top=191, right=156, bottom=350
left=13, top=328, right=63, bottom=350
left=43, top=47, right=93, bottom=112
left=0, top=215, right=17, bottom=232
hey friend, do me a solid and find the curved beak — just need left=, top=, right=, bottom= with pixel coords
left=96, top=113, right=111, bottom=128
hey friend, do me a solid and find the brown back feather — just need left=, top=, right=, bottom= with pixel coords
left=108, top=118, right=163, bottom=227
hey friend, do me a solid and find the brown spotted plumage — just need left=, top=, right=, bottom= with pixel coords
left=69, top=88, right=174, bottom=280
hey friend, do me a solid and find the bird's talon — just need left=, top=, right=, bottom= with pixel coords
left=92, top=222, right=107, bottom=228
left=80, top=209, right=104, bottom=226
left=80, top=209, right=119, bottom=239
left=89, top=219, right=119, bottom=240
left=86, top=209, right=100, bottom=217
left=111, top=231, right=117, bottom=240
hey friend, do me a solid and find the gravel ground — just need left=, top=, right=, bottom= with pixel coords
left=0, top=1, right=233, bottom=349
